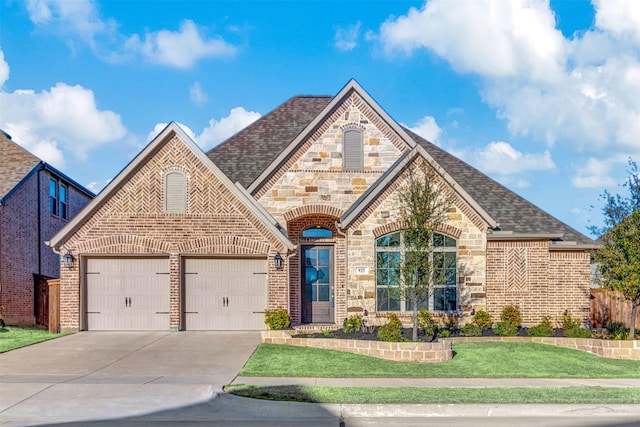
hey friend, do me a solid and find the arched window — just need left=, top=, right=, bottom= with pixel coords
left=343, top=129, right=363, bottom=170
left=302, top=226, right=333, bottom=238
left=164, top=171, right=186, bottom=213
left=376, top=231, right=457, bottom=312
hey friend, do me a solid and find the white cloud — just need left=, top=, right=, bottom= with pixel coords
left=405, top=115, right=442, bottom=144
left=198, top=107, right=261, bottom=150
left=376, top=0, right=640, bottom=166
left=378, top=0, right=566, bottom=82
left=334, top=22, right=362, bottom=52
left=86, top=178, right=111, bottom=194
left=0, top=82, right=127, bottom=167
left=126, top=20, right=236, bottom=69
left=473, top=141, right=555, bottom=175
left=0, top=50, right=9, bottom=87
left=25, top=1, right=236, bottom=68
left=189, top=82, right=208, bottom=106
left=572, top=157, right=617, bottom=188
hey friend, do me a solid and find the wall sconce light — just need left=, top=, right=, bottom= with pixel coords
left=63, top=251, right=74, bottom=268
left=274, top=252, right=283, bottom=269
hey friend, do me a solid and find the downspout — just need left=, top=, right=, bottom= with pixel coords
left=335, top=222, right=348, bottom=324
left=37, top=165, right=42, bottom=275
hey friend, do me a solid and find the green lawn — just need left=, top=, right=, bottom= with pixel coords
left=240, top=342, right=640, bottom=378
left=225, top=385, right=640, bottom=404
left=0, top=326, right=70, bottom=353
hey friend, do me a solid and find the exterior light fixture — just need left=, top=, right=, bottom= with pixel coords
left=63, top=251, right=74, bottom=268
left=274, top=252, right=283, bottom=269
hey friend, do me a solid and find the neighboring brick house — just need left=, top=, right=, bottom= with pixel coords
left=0, top=130, right=93, bottom=326
left=49, top=80, right=595, bottom=332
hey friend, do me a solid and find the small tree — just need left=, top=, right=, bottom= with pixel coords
left=389, top=164, right=452, bottom=342
left=590, top=159, right=640, bottom=339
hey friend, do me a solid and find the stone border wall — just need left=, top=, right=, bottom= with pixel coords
left=450, top=337, right=640, bottom=360
left=262, top=331, right=452, bottom=363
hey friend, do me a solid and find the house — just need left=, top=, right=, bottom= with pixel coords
left=0, top=130, right=94, bottom=326
left=48, top=80, right=595, bottom=332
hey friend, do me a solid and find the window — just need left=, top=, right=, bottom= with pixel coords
left=164, top=171, right=186, bottom=213
left=49, top=178, right=68, bottom=219
left=302, top=227, right=333, bottom=238
left=376, top=231, right=457, bottom=312
left=343, top=129, right=363, bottom=170
left=49, top=178, right=58, bottom=216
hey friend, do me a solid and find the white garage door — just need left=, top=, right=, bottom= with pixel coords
left=183, top=257, right=268, bottom=330
left=86, top=257, right=170, bottom=330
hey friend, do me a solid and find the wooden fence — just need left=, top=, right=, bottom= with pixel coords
left=591, top=288, right=640, bottom=329
left=47, top=279, right=60, bottom=334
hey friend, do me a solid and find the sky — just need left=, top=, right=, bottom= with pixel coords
left=1, top=0, right=639, bottom=238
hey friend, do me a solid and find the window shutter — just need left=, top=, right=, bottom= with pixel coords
left=164, top=172, right=186, bottom=213
left=343, top=130, right=363, bottom=170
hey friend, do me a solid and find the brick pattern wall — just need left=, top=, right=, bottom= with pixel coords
left=0, top=169, right=91, bottom=325
left=487, top=241, right=591, bottom=326
left=58, top=136, right=288, bottom=331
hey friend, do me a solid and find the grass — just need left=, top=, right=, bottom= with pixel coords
left=225, top=384, right=640, bottom=404
left=0, top=326, right=70, bottom=353
left=240, top=342, right=640, bottom=378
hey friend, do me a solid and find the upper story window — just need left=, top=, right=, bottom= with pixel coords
left=376, top=231, right=457, bottom=312
left=164, top=171, right=186, bottom=213
left=302, top=226, right=333, bottom=238
left=343, top=129, right=363, bottom=170
left=49, top=178, right=68, bottom=219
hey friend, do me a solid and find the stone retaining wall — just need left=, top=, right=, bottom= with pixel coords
left=262, top=331, right=452, bottom=363
left=449, top=336, right=640, bottom=360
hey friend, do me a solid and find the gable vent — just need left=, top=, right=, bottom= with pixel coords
left=343, top=129, right=363, bottom=170
left=164, top=171, right=186, bottom=213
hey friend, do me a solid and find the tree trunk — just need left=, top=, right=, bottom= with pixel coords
left=412, top=295, right=418, bottom=342
left=630, top=303, right=638, bottom=340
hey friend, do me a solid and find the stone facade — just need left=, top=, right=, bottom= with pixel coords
left=0, top=168, right=91, bottom=325
left=57, top=134, right=289, bottom=331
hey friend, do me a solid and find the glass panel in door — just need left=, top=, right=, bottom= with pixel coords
left=302, top=246, right=333, bottom=323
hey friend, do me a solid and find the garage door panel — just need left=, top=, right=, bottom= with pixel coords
left=86, top=258, right=169, bottom=331
left=184, top=258, right=268, bottom=330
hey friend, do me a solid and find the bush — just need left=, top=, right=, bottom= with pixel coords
left=604, top=322, right=640, bottom=340
left=528, top=316, right=554, bottom=337
left=418, top=308, right=437, bottom=335
left=472, top=310, right=493, bottom=329
left=343, top=314, right=363, bottom=333
left=264, top=308, right=291, bottom=330
left=493, top=321, right=518, bottom=336
left=564, top=326, right=592, bottom=338
left=377, top=313, right=404, bottom=342
left=461, top=323, right=482, bottom=337
left=561, top=310, right=580, bottom=331
left=501, top=305, right=522, bottom=328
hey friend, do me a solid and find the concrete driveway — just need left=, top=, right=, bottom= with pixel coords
left=1, top=331, right=327, bottom=426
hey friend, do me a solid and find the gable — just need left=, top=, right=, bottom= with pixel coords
left=0, top=131, right=40, bottom=202
left=49, top=123, right=294, bottom=252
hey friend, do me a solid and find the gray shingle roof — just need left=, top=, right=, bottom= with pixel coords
left=207, top=96, right=332, bottom=188
left=206, top=91, right=593, bottom=245
left=0, top=130, right=40, bottom=201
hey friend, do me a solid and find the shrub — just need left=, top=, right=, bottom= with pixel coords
left=604, top=322, right=640, bottom=340
left=343, top=314, right=363, bottom=333
left=377, top=312, right=404, bottom=342
left=442, top=314, right=459, bottom=333
left=564, top=326, right=592, bottom=338
left=493, top=321, right=518, bottom=336
left=418, top=308, right=439, bottom=336
left=528, top=316, right=554, bottom=337
left=561, top=310, right=580, bottom=331
left=501, top=305, right=522, bottom=328
left=264, top=308, right=291, bottom=330
left=461, top=323, right=482, bottom=337
left=472, top=310, right=493, bottom=329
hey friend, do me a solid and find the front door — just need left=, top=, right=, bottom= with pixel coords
left=302, top=246, right=333, bottom=323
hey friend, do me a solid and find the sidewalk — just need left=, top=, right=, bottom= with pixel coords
left=232, top=376, right=640, bottom=388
